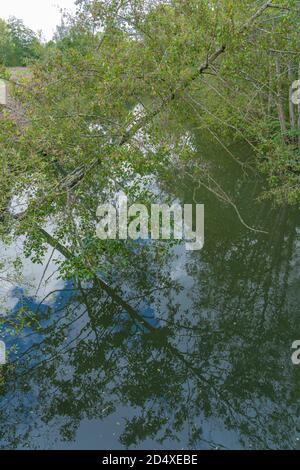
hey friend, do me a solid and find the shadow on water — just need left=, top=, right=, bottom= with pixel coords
left=0, top=134, right=300, bottom=450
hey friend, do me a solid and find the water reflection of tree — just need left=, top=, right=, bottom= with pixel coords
left=1, top=196, right=300, bottom=450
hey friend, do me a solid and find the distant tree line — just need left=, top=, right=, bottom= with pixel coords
left=0, top=17, right=43, bottom=67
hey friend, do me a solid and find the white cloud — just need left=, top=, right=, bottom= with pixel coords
left=0, top=0, right=76, bottom=41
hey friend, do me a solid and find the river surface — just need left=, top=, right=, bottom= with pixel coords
left=0, top=132, right=300, bottom=450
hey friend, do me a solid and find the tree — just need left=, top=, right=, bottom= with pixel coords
left=0, top=19, right=15, bottom=66
left=0, top=17, right=43, bottom=67
left=7, top=17, right=42, bottom=66
left=0, top=0, right=280, bottom=308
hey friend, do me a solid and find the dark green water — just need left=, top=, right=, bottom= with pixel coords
left=0, top=134, right=300, bottom=450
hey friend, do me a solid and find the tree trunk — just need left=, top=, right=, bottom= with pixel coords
left=298, top=62, right=300, bottom=147
left=275, top=58, right=288, bottom=142
left=288, top=62, right=296, bottom=131
left=267, top=64, right=273, bottom=116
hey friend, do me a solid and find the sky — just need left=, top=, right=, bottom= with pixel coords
left=0, top=0, right=77, bottom=41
